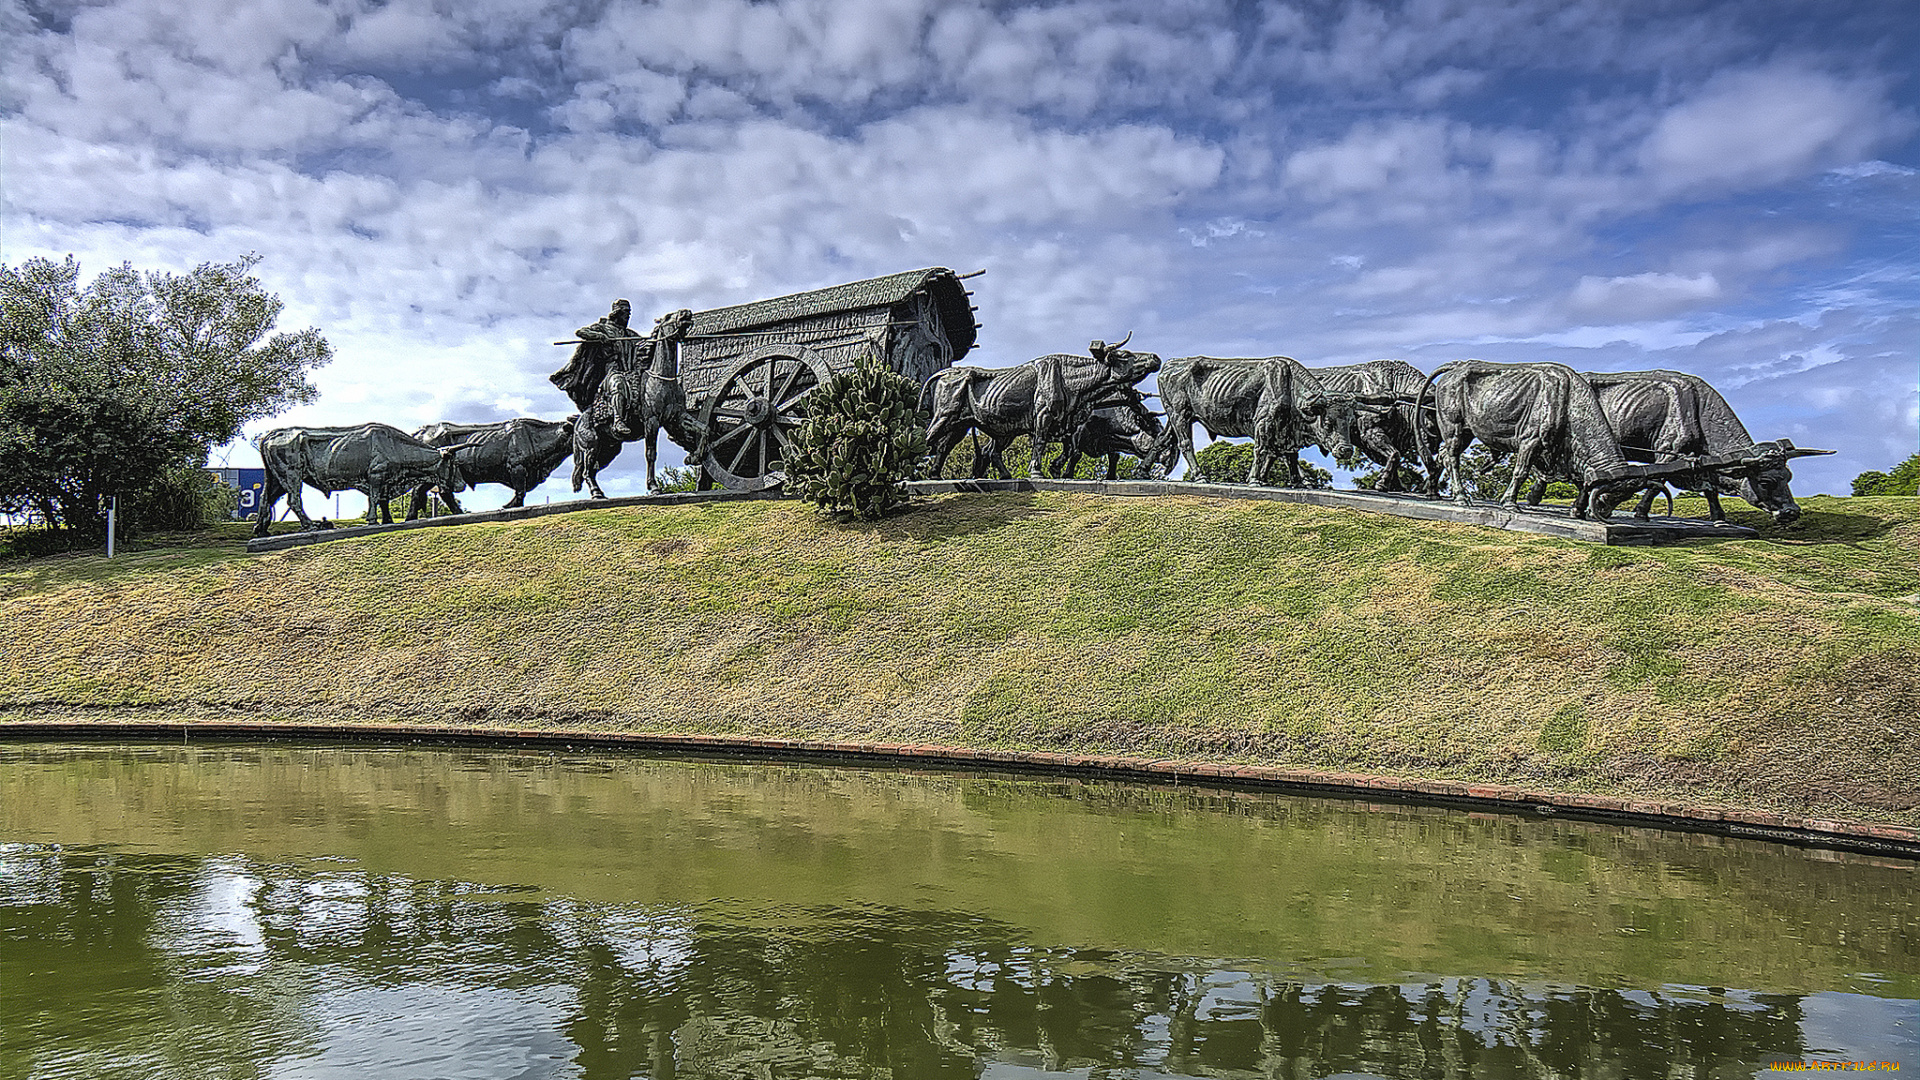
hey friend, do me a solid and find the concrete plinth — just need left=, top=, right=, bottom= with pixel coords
left=244, top=476, right=1756, bottom=553
left=245, top=488, right=786, bottom=553
left=904, top=478, right=1757, bottom=545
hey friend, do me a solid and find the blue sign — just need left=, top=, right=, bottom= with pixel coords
left=208, top=468, right=267, bottom=519
left=233, top=469, right=266, bottom=519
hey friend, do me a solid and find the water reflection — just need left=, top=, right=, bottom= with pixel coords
left=1, top=743, right=1915, bottom=1079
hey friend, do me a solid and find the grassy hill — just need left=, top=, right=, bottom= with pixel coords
left=2, top=491, right=1916, bottom=825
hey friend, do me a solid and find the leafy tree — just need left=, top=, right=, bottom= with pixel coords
left=1852, top=455, right=1918, bottom=496
left=655, top=465, right=701, bottom=493
left=1056, top=450, right=1153, bottom=480
left=1537, top=479, right=1580, bottom=500
left=934, top=433, right=1028, bottom=479
left=0, top=254, right=331, bottom=535
left=1187, top=440, right=1332, bottom=487
left=1347, top=454, right=1431, bottom=492
left=1421, top=445, right=1522, bottom=500
left=788, top=353, right=928, bottom=519
left=1851, top=470, right=1890, bottom=496
left=933, top=433, right=1153, bottom=480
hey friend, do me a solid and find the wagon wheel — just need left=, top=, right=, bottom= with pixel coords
left=696, top=345, right=832, bottom=491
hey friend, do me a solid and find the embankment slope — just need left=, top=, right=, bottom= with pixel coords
left=3, top=492, right=1916, bottom=825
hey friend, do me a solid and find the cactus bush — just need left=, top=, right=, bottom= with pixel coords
left=787, top=354, right=930, bottom=520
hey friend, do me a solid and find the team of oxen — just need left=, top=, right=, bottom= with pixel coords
left=249, top=418, right=577, bottom=536
left=249, top=308, right=691, bottom=537
left=250, top=334, right=1828, bottom=537
left=921, top=343, right=1828, bottom=526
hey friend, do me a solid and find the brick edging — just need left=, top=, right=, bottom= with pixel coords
left=5, top=720, right=1915, bottom=859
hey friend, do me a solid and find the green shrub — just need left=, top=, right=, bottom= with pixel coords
left=0, top=522, right=92, bottom=560
left=1541, top=480, right=1579, bottom=500
left=124, top=465, right=238, bottom=533
left=1350, top=463, right=1430, bottom=490
left=934, top=434, right=1154, bottom=480
left=1189, top=440, right=1332, bottom=487
left=787, top=355, right=929, bottom=520
left=655, top=465, right=700, bottom=493
left=1853, top=455, right=1919, bottom=496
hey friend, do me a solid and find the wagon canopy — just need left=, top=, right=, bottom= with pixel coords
left=687, top=266, right=978, bottom=363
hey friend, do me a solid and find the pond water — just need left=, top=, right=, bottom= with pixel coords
left=1, top=741, right=1915, bottom=1079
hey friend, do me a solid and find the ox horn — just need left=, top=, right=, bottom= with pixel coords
left=1112, top=330, right=1132, bottom=350
left=1778, top=438, right=1835, bottom=459
left=1744, top=438, right=1836, bottom=465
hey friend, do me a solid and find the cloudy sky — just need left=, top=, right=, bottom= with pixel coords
left=4, top=0, right=1915, bottom=506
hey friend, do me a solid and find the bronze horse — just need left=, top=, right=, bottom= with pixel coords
left=572, top=309, right=701, bottom=498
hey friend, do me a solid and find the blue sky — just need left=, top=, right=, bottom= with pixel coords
left=4, top=0, right=1915, bottom=505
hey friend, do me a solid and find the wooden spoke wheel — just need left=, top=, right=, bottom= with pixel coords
left=697, top=345, right=831, bottom=491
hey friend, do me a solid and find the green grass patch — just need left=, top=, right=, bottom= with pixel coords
left=1539, top=702, right=1589, bottom=753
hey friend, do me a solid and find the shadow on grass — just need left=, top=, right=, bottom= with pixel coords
left=1737, top=505, right=1904, bottom=546
left=0, top=528, right=101, bottom=562
left=872, top=492, right=1050, bottom=542
left=0, top=524, right=253, bottom=597
left=1610, top=494, right=1909, bottom=547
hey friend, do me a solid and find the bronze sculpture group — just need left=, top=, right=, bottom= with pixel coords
left=249, top=268, right=1829, bottom=538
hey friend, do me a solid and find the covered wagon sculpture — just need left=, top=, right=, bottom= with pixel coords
left=562, top=267, right=980, bottom=494
left=679, top=267, right=980, bottom=491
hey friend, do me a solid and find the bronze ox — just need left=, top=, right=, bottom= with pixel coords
left=1416, top=360, right=1654, bottom=519
left=1524, top=369, right=1831, bottom=524
left=923, top=334, right=1162, bottom=478
left=253, top=423, right=471, bottom=536
left=1048, top=392, right=1164, bottom=479
left=1156, top=355, right=1351, bottom=486
left=1301, top=360, right=1433, bottom=492
left=401, top=417, right=576, bottom=519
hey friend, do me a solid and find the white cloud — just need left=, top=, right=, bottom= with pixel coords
left=1407, top=66, right=1487, bottom=107
left=1522, top=322, right=1716, bottom=352
left=1829, top=159, right=1917, bottom=179
left=1285, top=120, right=1455, bottom=197
left=1250, top=0, right=1749, bottom=92
left=1345, top=264, right=1447, bottom=299
left=329, top=0, right=462, bottom=65
left=556, top=0, right=1240, bottom=120
left=1180, top=218, right=1262, bottom=247
left=1570, top=271, right=1721, bottom=319
left=1640, top=65, right=1908, bottom=192
left=556, top=69, right=690, bottom=130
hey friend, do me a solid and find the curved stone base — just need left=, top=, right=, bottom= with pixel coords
left=245, top=487, right=786, bottom=553
left=245, top=477, right=1758, bottom=553
left=906, top=478, right=1758, bottom=545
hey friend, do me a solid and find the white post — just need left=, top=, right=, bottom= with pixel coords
left=105, top=495, right=116, bottom=558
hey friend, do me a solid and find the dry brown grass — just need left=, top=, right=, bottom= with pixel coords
left=2, top=492, right=1916, bottom=824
